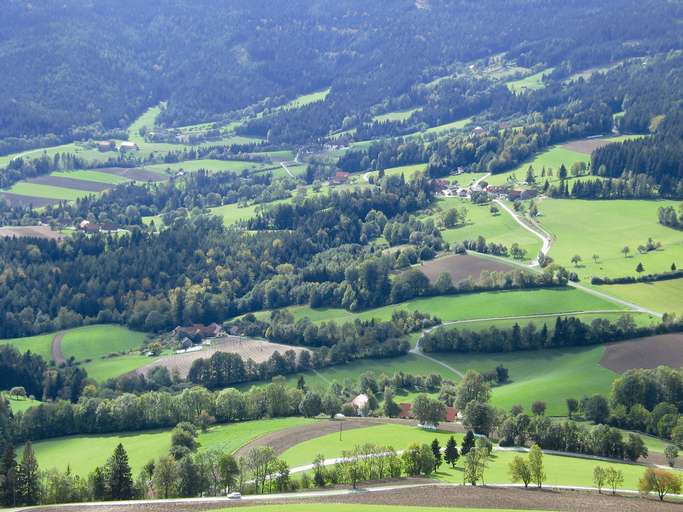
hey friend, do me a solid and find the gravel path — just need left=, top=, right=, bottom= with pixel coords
left=51, top=332, right=65, bottom=364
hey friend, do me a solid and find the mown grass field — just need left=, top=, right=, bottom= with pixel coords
left=365, top=163, right=428, bottom=181
left=80, top=354, right=152, bottom=383
left=60, top=325, right=147, bottom=362
left=146, top=159, right=273, bottom=174
left=51, top=169, right=131, bottom=185
left=600, top=278, right=683, bottom=316
left=432, top=198, right=541, bottom=259
left=25, top=418, right=315, bottom=477
left=281, top=424, right=464, bottom=468
left=506, top=68, right=554, bottom=93
left=281, top=88, right=330, bottom=110
left=0, top=332, right=54, bottom=360
left=422, top=116, right=473, bottom=136
left=538, top=199, right=683, bottom=283
left=434, top=449, right=671, bottom=490
left=372, top=107, right=422, bottom=123
left=486, top=147, right=588, bottom=187
left=436, top=346, right=617, bottom=416
left=282, top=287, right=619, bottom=325
left=4, top=182, right=93, bottom=201
left=2, top=393, right=42, bottom=412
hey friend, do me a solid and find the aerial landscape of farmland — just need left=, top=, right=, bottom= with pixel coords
left=1, top=1, right=683, bottom=510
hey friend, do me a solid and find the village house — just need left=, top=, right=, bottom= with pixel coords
left=97, top=141, right=116, bottom=152
left=350, top=393, right=370, bottom=416
left=119, top=141, right=139, bottom=152
left=78, top=220, right=100, bottom=233
left=172, top=322, right=223, bottom=339
left=329, top=171, right=351, bottom=185
left=398, top=403, right=457, bottom=422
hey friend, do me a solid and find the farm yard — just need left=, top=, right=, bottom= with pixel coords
left=139, top=336, right=310, bottom=379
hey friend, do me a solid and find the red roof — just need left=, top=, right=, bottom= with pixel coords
left=399, top=403, right=412, bottom=419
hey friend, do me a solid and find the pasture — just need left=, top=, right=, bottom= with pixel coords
left=600, top=278, right=683, bottom=316
left=538, top=199, right=683, bottom=282
left=0, top=332, right=54, bottom=361
left=4, top=181, right=93, bottom=201
left=506, top=68, right=554, bottom=93
left=432, top=198, right=541, bottom=259
left=365, top=163, right=428, bottom=181
left=25, top=417, right=314, bottom=477
left=60, top=325, right=147, bottom=362
left=372, top=107, right=422, bottom=123
left=436, top=346, right=616, bottom=416
left=146, top=159, right=273, bottom=174
left=282, top=287, right=620, bottom=325
left=422, top=117, right=473, bottom=136
left=51, top=169, right=131, bottom=185
left=281, top=88, right=330, bottom=110
left=3, top=393, right=42, bottom=412
left=280, top=424, right=463, bottom=468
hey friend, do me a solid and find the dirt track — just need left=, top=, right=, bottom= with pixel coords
left=51, top=332, right=65, bottom=364
left=25, top=484, right=682, bottom=512
left=233, top=418, right=464, bottom=459
left=601, top=333, right=683, bottom=372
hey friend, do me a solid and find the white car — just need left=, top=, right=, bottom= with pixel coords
left=227, top=492, right=242, bottom=500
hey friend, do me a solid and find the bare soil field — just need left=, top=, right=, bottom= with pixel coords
left=27, top=175, right=111, bottom=192
left=99, top=167, right=168, bottom=182
left=27, top=484, right=681, bottom=511
left=233, top=417, right=464, bottom=459
left=601, top=333, right=683, bottom=372
left=139, top=336, right=310, bottom=378
left=415, top=253, right=521, bottom=284
left=561, top=138, right=615, bottom=154
left=0, top=225, right=63, bottom=239
left=0, top=192, right=61, bottom=207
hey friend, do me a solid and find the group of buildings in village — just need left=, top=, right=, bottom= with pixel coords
left=97, top=141, right=139, bottom=153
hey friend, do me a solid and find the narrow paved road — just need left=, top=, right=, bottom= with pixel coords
left=493, top=198, right=552, bottom=263
left=51, top=332, right=66, bottom=364
left=279, top=161, right=295, bottom=178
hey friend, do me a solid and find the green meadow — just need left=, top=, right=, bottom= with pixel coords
left=51, top=169, right=131, bottom=185
left=60, top=324, right=147, bottom=362
left=281, top=424, right=464, bottom=468
left=5, top=182, right=93, bottom=201
left=538, top=199, right=683, bottom=282
left=0, top=332, right=54, bottom=361
left=486, top=146, right=588, bottom=187
left=146, top=159, right=272, bottom=174
left=432, top=197, right=541, bottom=259
left=365, top=163, right=428, bottom=181
left=506, top=68, right=555, bottom=93
left=128, top=104, right=162, bottom=143
left=422, top=116, right=473, bottom=136
left=600, top=278, right=683, bottom=316
left=372, top=107, right=422, bottom=123
left=25, top=417, right=314, bottom=477
left=80, top=354, right=152, bottom=383
left=281, top=88, right=330, bottom=110
left=3, top=393, right=42, bottom=412
left=280, top=286, right=619, bottom=325
left=436, top=346, right=616, bottom=416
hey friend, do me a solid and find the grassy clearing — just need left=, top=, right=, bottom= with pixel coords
left=434, top=449, right=670, bottom=490
left=431, top=197, right=541, bottom=259
left=146, top=159, right=271, bottom=174
left=365, top=163, right=428, bottom=181
left=4, top=182, right=93, bottom=201
left=25, top=417, right=315, bottom=477
left=128, top=104, right=162, bottom=144
left=372, top=107, right=422, bottom=123
left=0, top=333, right=54, bottom=361
left=2, top=393, right=42, bottom=413
left=600, top=278, right=683, bottom=316
left=436, top=346, right=616, bottom=416
left=51, top=170, right=130, bottom=185
left=506, top=68, right=555, bottom=93
left=486, top=147, right=588, bottom=187
left=60, top=325, right=147, bottom=362
left=281, top=424, right=464, bottom=468
left=281, top=88, right=330, bottom=110
left=538, top=199, right=683, bottom=282
left=281, top=287, right=619, bottom=325
left=423, top=117, right=473, bottom=136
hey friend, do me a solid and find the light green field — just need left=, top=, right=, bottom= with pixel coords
left=60, top=325, right=147, bottom=362
left=423, top=116, right=473, bottom=136
left=3, top=393, right=42, bottom=412
left=80, top=354, right=152, bottom=382
left=486, top=147, right=588, bottom=187
left=436, top=346, right=617, bottom=416
left=146, top=159, right=272, bottom=174
left=538, top=199, right=683, bottom=283
left=4, top=182, right=93, bottom=201
left=25, top=417, right=314, bottom=477
left=282, top=287, right=619, bottom=325
left=0, top=143, right=113, bottom=169
left=366, top=163, right=428, bottom=181
left=0, top=332, right=54, bottom=361
left=433, top=198, right=541, bottom=259
left=231, top=506, right=542, bottom=512
left=601, top=278, right=683, bottom=316
left=128, top=104, right=162, bottom=144
left=51, top=170, right=130, bottom=185
left=281, top=424, right=464, bottom=468
left=372, top=107, right=422, bottom=123
left=281, top=88, right=330, bottom=110
left=506, top=68, right=555, bottom=93
left=434, top=449, right=673, bottom=490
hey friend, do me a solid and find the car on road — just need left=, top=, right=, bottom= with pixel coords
left=227, top=492, right=241, bottom=500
